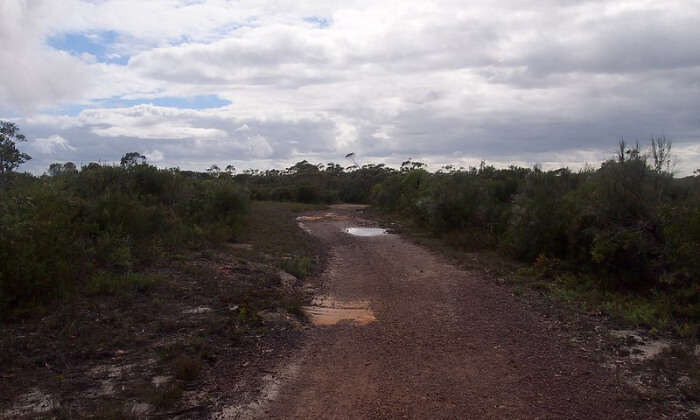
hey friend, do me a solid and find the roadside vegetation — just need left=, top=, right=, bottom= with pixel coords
left=1, top=150, right=248, bottom=317
left=369, top=140, right=700, bottom=338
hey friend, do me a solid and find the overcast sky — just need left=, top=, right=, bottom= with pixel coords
left=1, top=0, right=699, bottom=175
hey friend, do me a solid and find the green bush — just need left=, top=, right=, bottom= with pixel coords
left=86, top=272, right=161, bottom=296
left=281, top=256, right=312, bottom=279
left=0, top=161, right=249, bottom=317
left=369, top=146, right=699, bottom=301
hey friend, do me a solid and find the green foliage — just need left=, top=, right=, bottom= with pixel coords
left=281, top=256, right=312, bottom=279
left=241, top=160, right=395, bottom=204
left=369, top=141, right=699, bottom=334
left=86, top=272, right=161, bottom=296
left=0, top=157, right=249, bottom=316
left=0, top=121, right=31, bottom=178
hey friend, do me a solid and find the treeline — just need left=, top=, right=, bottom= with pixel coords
left=233, top=160, right=393, bottom=203
left=1, top=154, right=248, bottom=315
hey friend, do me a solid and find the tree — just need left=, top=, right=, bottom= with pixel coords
left=650, top=136, right=672, bottom=173
left=120, top=152, right=146, bottom=168
left=207, top=164, right=221, bottom=177
left=47, top=163, right=63, bottom=176
left=47, top=162, right=78, bottom=176
left=63, top=162, right=77, bottom=173
left=0, top=121, right=31, bottom=177
left=400, top=158, right=426, bottom=172
left=616, top=139, right=642, bottom=163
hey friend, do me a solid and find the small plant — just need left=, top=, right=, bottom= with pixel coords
left=86, top=272, right=161, bottom=296
left=173, top=354, right=201, bottom=382
left=151, top=383, right=183, bottom=409
left=281, top=256, right=312, bottom=279
left=532, top=253, right=561, bottom=279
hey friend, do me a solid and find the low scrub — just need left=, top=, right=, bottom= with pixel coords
left=282, top=256, right=313, bottom=279
left=371, top=141, right=699, bottom=336
left=0, top=160, right=249, bottom=317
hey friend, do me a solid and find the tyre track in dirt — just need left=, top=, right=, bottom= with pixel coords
left=264, top=205, right=652, bottom=419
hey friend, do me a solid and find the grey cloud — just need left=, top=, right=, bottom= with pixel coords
left=510, top=9, right=700, bottom=77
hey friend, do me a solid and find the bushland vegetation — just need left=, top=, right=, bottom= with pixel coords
left=235, top=160, right=393, bottom=203
left=1, top=148, right=248, bottom=316
left=2, top=120, right=698, bottom=336
left=370, top=141, right=700, bottom=336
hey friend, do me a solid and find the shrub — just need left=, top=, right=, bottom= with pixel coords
left=0, top=162, right=249, bottom=317
left=281, top=256, right=312, bottom=279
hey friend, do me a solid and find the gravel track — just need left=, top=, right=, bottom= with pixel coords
left=266, top=205, right=650, bottom=419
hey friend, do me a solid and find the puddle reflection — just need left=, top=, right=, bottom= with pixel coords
left=345, top=227, right=387, bottom=237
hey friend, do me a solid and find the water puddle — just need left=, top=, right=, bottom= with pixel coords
left=345, top=227, right=387, bottom=237
left=302, top=296, right=376, bottom=326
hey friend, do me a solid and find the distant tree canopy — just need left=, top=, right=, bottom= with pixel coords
left=120, top=152, right=146, bottom=168
left=236, top=160, right=397, bottom=204
left=48, top=162, right=78, bottom=176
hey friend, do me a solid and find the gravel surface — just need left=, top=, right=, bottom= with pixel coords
left=265, top=205, right=653, bottom=419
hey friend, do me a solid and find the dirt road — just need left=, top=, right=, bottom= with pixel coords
left=265, top=205, right=647, bottom=419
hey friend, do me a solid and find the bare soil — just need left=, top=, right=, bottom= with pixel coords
left=0, top=202, right=326, bottom=419
left=261, top=204, right=680, bottom=419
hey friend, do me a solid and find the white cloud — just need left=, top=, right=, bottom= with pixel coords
left=32, top=134, right=76, bottom=154
left=144, top=149, right=164, bottom=162
left=245, top=134, right=274, bottom=158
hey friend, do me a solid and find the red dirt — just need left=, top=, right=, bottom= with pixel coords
left=265, top=205, right=654, bottom=419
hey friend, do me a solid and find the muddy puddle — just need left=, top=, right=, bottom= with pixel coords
left=302, top=296, right=376, bottom=326
left=345, top=227, right=387, bottom=237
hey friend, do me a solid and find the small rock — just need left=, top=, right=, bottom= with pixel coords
left=677, top=376, right=692, bottom=387
left=183, top=306, right=212, bottom=314
left=279, top=271, right=298, bottom=289
left=152, top=375, right=171, bottom=389
left=131, top=402, right=152, bottom=416
left=257, top=309, right=288, bottom=324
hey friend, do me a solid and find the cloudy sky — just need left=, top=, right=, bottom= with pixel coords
left=1, top=0, right=699, bottom=175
